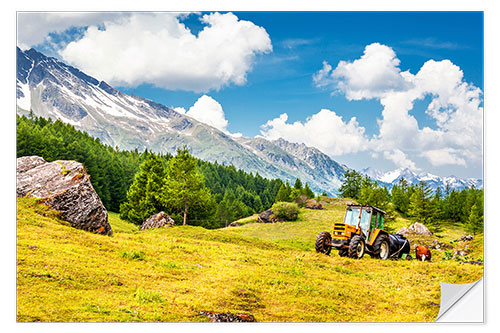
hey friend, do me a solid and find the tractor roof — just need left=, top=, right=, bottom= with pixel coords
left=346, top=204, right=386, bottom=215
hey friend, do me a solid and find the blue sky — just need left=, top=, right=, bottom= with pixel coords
left=18, top=11, right=484, bottom=179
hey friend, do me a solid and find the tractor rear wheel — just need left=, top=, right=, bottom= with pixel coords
left=373, top=234, right=391, bottom=260
left=348, top=235, right=365, bottom=259
left=315, top=231, right=332, bottom=255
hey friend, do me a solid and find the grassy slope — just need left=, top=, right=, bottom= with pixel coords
left=17, top=197, right=483, bottom=322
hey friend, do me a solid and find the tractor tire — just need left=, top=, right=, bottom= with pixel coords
left=348, top=235, right=365, bottom=259
left=315, top=231, right=332, bottom=255
left=338, top=248, right=348, bottom=257
left=373, top=234, right=391, bottom=260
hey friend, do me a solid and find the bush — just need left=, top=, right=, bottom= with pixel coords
left=272, top=202, right=299, bottom=221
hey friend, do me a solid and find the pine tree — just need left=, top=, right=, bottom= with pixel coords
left=302, top=183, right=315, bottom=198
left=161, top=148, right=211, bottom=225
left=294, top=178, right=303, bottom=191
left=407, top=181, right=441, bottom=232
left=466, top=204, right=483, bottom=235
left=391, top=178, right=410, bottom=214
left=275, top=183, right=291, bottom=202
left=339, top=169, right=362, bottom=199
left=119, top=153, right=166, bottom=224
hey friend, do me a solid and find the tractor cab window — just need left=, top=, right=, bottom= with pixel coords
left=344, top=208, right=360, bottom=226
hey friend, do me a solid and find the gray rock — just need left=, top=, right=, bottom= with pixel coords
left=305, top=199, right=323, bottom=210
left=16, top=155, right=46, bottom=174
left=397, top=222, right=432, bottom=236
left=17, top=156, right=112, bottom=235
left=460, top=234, right=474, bottom=241
left=227, top=221, right=240, bottom=227
left=257, top=209, right=276, bottom=223
left=140, top=211, right=175, bottom=230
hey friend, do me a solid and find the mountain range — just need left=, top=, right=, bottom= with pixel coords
left=16, top=47, right=482, bottom=194
left=361, top=167, right=483, bottom=191
left=16, top=47, right=347, bottom=195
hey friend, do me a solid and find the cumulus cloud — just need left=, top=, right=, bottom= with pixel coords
left=17, top=12, right=131, bottom=49
left=58, top=12, right=272, bottom=92
left=314, top=43, right=410, bottom=100
left=312, top=61, right=334, bottom=88
left=184, top=95, right=228, bottom=132
left=308, top=42, right=483, bottom=170
left=420, top=149, right=466, bottom=167
left=175, top=95, right=242, bottom=137
left=260, top=109, right=368, bottom=156
left=383, top=149, right=419, bottom=171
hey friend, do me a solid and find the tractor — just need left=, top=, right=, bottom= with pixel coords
left=315, top=204, right=410, bottom=259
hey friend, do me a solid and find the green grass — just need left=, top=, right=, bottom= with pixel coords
left=17, top=197, right=483, bottom=322
left=108, top=212, right=139, bottom=233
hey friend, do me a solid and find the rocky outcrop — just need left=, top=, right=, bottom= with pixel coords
left=17, top=156, right=112, bottom=235
left=397, top=222, right=432, bottom=236
left=460, top=235, right=474, bottom=241
left=429, top=239, right=453, bottom=250
left=140, top=211, right=175, bottom=230
left=227, top=221, right=240, bottom=227
left=305, top=199, right=323, bottom=210
left=257, top=209, right=276, bottom=223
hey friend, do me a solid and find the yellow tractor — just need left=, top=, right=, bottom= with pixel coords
left=315, top=204, right=409, bottom=259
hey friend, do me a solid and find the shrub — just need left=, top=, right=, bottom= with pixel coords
left=272, top=202, right=299, bottom=221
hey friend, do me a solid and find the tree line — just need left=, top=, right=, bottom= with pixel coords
left=17, top=114, right=316, bottom=228
left=339, top=169, right=484, bottom=235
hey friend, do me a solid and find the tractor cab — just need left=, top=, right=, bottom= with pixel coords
left=343, top=205, right=385, bottom=241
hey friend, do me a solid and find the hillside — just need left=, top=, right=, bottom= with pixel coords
left=17, top=197, right=483, bottom=322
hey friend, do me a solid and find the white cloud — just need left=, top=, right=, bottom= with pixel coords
left=260, top=109, right=368, bottom=156
left=176, top=95, right=242, bottom=138
left=17, top=12, right=131, bottom=49
left=383, top=149, right=419, bottom=171
left=310, top=42, right=483, bottom=170
left=420, top=149, right=466, bottom=167
left=173, top=107, right=186, bottom=114
left=184, top=95, right=228, bottom=132
left=312, top=61, right=333, bottom=88
left=58, top=12, right=272, bottom=92
left=315, top=43, right=409, bottom=100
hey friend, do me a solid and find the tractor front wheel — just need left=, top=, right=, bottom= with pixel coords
left=373, top=234, right=391, bottom=260
left=315, top=231, right=332, bottom=255
left=348, top=235, right=365, bottom=259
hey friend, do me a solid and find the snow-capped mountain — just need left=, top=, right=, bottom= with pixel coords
left=361, top=167, right=483, bottom=191
left=16, top=47, right=348, bottom=195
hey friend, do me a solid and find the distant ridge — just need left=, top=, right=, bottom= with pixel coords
left=361, top=167, right=482, bottom=191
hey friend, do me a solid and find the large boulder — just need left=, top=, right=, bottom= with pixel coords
left=17, top=156, right=112, bottom=235
left=305, top=199, right=323, bottom=210
left=257, top=209, right=276, bottom=223
left=397, top=222, right=432, bottom=236
left=140, top=211, right=175, bottom=230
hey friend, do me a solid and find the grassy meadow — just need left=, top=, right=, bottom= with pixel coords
left=16, top=196, right=483, bottom=322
